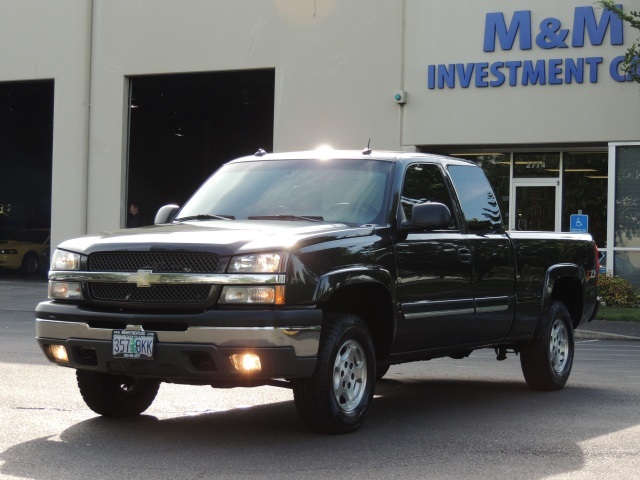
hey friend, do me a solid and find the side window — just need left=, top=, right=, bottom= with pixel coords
left=400, top=163, right=456, bottom=228
left=448, top=164, right=503, bottom=233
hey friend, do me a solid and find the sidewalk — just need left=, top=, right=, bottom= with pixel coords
left=575, top=319, right=640, bottom=341
left=2, top=275, right=640, bottom=341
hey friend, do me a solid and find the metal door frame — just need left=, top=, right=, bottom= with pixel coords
left=509, top=178, right=561, bottom=232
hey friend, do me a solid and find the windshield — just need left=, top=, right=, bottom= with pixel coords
left=7, top=230, right=49, bottom=244
left=178, top=158, right=393, bottom=226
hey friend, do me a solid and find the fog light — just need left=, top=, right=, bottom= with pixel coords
left=48, top=345, right=69, bottom=364
left=229, top=353, right=262, bottom=372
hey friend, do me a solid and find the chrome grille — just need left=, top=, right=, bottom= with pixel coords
left=85, top=252, right=220, bottom=307
left=88, top=252, right=220, bottom=273
left=88, top=283, right=214, bottom=304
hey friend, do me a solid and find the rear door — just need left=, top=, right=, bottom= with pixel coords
left=447, top=164, right=516, bottom=341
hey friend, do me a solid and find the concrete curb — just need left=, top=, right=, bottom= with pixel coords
left=575, top=330, right=640, bottom=341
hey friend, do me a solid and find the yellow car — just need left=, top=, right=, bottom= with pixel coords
left=0, top=229, right=50, bottom=274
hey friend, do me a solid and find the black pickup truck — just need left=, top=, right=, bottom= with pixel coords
left=36, top=149, right=599, bottom=433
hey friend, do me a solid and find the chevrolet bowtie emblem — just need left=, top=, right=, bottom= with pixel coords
left=128, top=269, right=161, bottom=288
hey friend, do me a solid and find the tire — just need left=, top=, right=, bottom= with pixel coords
left=520, top=300, right=574, bottom=391
left=21, top=252, right=39, bottom=274
left=293, top=313, right=376, bottom=434
left=76, top=370, right=160, bottom=416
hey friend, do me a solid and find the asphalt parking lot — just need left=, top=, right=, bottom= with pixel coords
left=2, top=272, right=640, bottom=479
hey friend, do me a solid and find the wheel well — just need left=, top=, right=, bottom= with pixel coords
left=551, top=277, right=583, bottom=329
left=321, top=283, right=394, bottom=361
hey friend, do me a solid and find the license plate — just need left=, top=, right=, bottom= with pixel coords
left=112, top=330, right=155, bottom=359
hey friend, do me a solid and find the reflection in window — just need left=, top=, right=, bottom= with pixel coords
left=615, top=146, right=640, bottom=248
left=448, top=165, right=503, bottom=233
left=400, top=164, right=456, bottom=228
left=562, top=152, right=607, bottom=247
left=513, top=153, right=560, bottom=178
left=450, top=154, right=509, bottom=229
left=614, top=251, right=640, bottom=288
left=515, top=186, right=556, bottom=231
left=179, top=159, right=392, bottom=226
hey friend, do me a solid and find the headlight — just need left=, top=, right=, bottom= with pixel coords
left=51, top=249, right=81, bottom=270
left=0, top=249, right=18, bottom=255
left=228, top=253, right=284, bottom=273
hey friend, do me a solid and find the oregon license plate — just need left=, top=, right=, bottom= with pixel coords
left=112, top=330, right=155, bottom=359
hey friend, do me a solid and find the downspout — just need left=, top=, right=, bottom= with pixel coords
left=82, top=0, right=95, bottom=234
left=398, top=0, right=411, bottom=152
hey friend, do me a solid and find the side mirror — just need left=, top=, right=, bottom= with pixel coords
left=154, top=204, right=180, bottom=225
left=400, top=202, right=452, bottom=231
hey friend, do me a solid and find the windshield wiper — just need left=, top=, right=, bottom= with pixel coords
left=174, top=214, right=235, bottom=222
left=248, top=214, right=324, bottom=222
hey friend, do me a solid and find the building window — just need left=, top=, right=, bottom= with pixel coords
left=562, top=152, right=608, bottom=248
left=614, top=145, right=640, bottom=285
left=513, top=153, right=560, bottom=178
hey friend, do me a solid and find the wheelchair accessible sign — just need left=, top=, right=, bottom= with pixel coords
left=570, top=214, right=589, bottom=233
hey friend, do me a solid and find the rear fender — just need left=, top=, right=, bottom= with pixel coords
left=540, top=264, right=586, bottom=333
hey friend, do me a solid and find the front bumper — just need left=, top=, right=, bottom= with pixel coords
left=36, top=302, right=321, bottom=382
left=0, top=255, right=21, bottom=269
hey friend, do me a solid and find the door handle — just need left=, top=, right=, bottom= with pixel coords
left=458, top=248, right=472, bottom=264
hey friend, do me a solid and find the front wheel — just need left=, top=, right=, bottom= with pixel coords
left=21, top=252, right=39, bottom=274
left=520, top=300, right=574, bottom=391
left=293, top=313, right=376, bottom=434
left=76, top=371, right=160, bottom=416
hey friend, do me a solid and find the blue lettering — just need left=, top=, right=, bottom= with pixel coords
left=490, top=62, right=506, bottom=87
left=536, top=18, right=569, bottom=49
left=505, top=61, right=522, bottom=86
left=438, top=64, right=456, bottom=88
left=565, top=58, right=584, bottom=84
left=610, top=56, right=626, bottom=81
left=572, top=5, right=623, bottom=47
left=428, top=65, right=436, bottom=89
left=475, top=62, right=489, bottom=87
left=585, top=57, right=603, bottom=82
left=522, top=60, right=547, bottom=85
left=456, top=63, right=475, bottom=88
left=484, top=11, right=532, bottom=52
left=548, top=59, right=563, bottom=84
left=609, top=55, right=634, bottom=82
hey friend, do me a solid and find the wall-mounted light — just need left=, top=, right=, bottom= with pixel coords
left=393, top=90, right=407, bottom=104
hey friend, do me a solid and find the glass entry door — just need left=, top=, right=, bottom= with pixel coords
left=510, top=181, right=560, bottom=231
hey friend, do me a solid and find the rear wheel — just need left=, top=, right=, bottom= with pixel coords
left=76, top=371, right=160, bottom=416
left=520, top=300, right=574, bottom=391
left=293, top=313, right=376, bottom=434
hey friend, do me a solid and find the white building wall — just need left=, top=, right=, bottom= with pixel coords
left=87, top=0, right=404, bottom=233
left=0, top=0, right=92, bottom=251
left=403, top=0, right=640, bottom=146
left=1, top=0, right=639, bottom=247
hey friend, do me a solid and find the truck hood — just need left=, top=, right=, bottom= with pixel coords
left=56, top=220, right=376, bottom=256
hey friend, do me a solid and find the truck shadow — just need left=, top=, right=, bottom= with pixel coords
left=1, top=376, right=634, bottom=479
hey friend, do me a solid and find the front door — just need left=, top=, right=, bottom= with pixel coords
left=394, top=162, right=475, bottom=352
left=510, top=181, right=560, bottom=231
